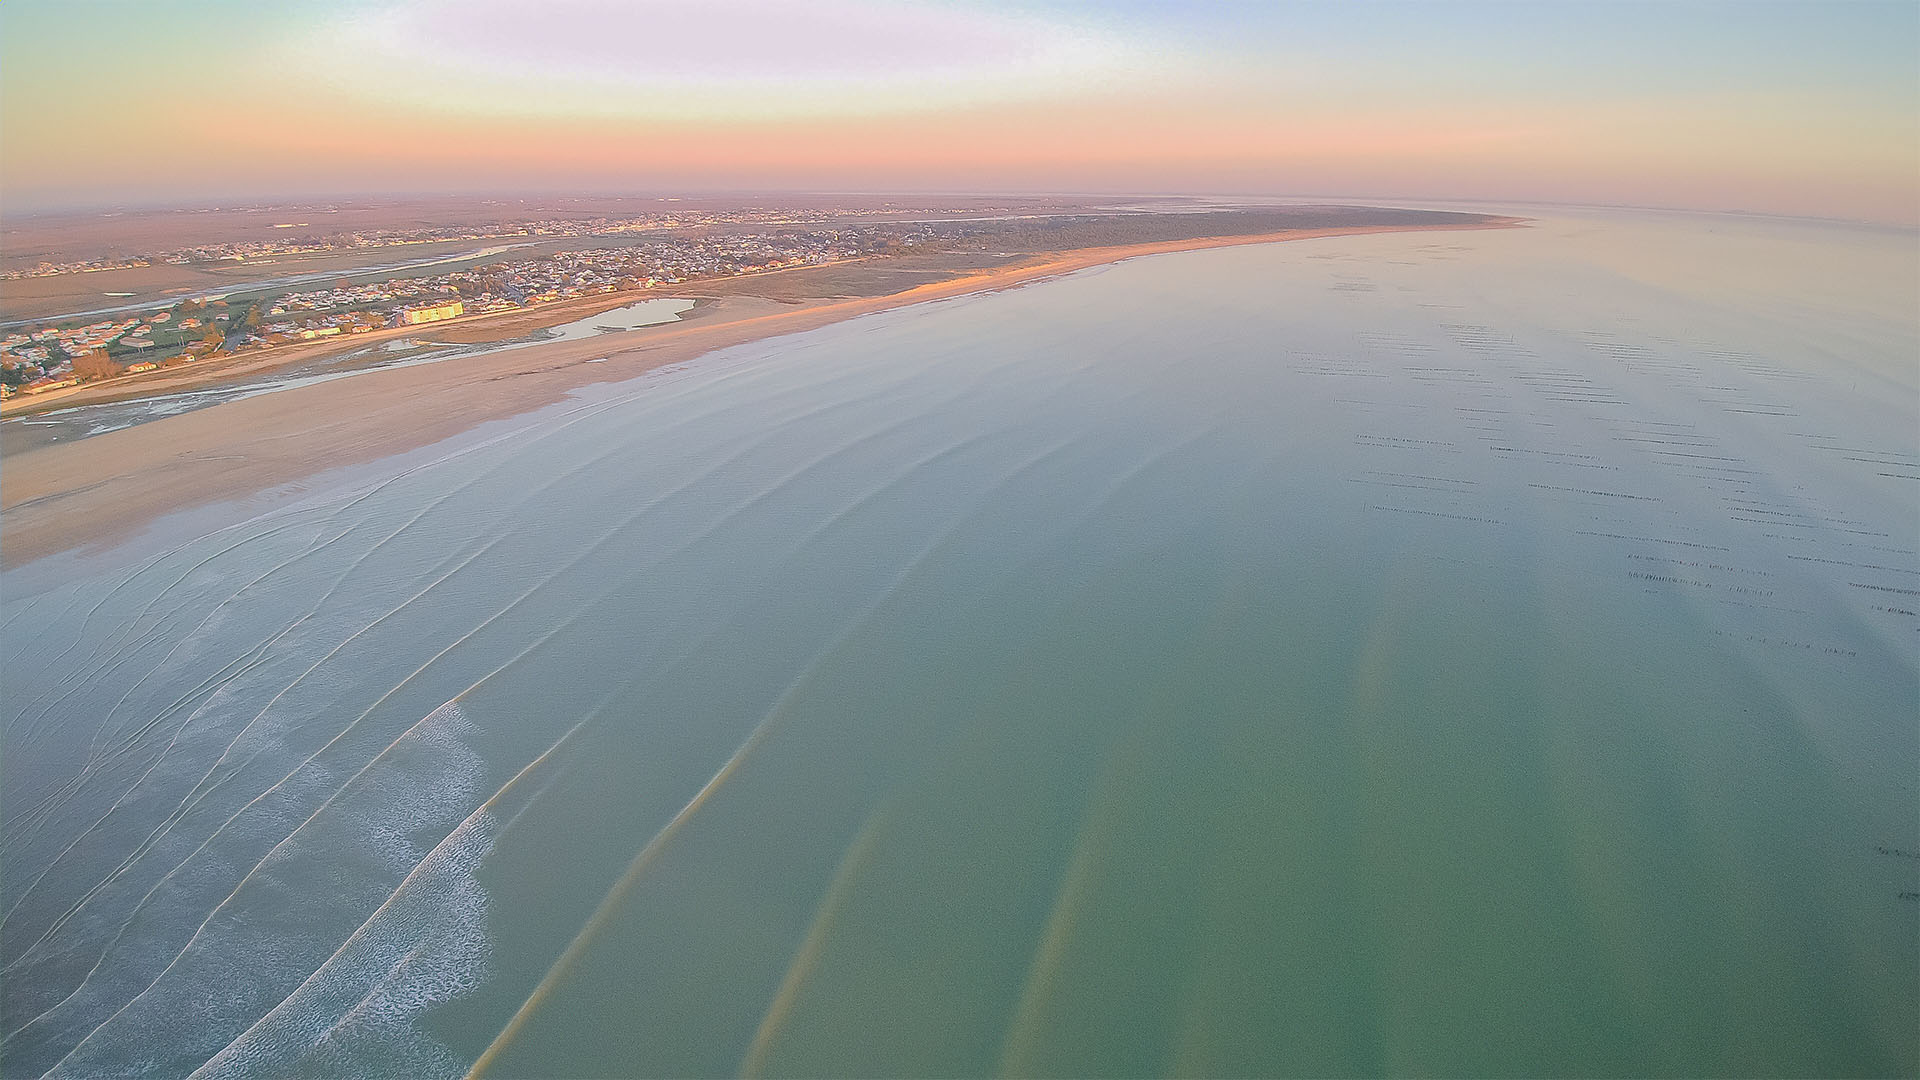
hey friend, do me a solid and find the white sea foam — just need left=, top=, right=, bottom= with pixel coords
left=191, top=808, right=497, bottom=1080
left=40, top=701, right=492, bottom=1078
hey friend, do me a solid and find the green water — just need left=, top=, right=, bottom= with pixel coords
left=3, top=210, right=1915, bottom=1077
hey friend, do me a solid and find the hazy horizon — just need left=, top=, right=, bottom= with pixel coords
left=4, top=0, right=1916, bottom=224
left=6, top=189, right=1911, bottom=233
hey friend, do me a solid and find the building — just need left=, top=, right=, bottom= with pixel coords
left=398, top=298, right=464, bottom=325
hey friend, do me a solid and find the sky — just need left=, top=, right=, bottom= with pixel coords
left=3, top=0, right=1916, bottom=223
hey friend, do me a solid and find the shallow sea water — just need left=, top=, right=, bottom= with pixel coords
left=2, top=211, right=1915, bottom=1077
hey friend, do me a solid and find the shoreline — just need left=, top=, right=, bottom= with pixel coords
left=0, top=285, right=734, bottom=420
left=0, top=218, right=1522, bottom=569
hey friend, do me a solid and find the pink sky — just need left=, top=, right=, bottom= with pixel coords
left=4, top=1, right=1914, bottom=223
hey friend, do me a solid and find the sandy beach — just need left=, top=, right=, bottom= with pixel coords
left=0, top=220, right=1519, bottom=568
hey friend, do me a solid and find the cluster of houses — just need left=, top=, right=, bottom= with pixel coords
left=3, top=215, right=993, bottom=401
left=247, top=225, right=880, bottom=338
left=0, top=256, right=152, bottom=280
left=269, top=276, right=460, bottom=314
left=250, top=310, right=391, bottom=345
left=456, top=226, right=891, bottom=302
left=0, top=305, right=236, bottom=398
left=2, top=212, right=698, bottom=281
left=0, top=200, right=1015, bottom=283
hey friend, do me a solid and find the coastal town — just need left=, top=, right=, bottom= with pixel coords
left=0, top=202, right=1025, bottom=281
left=0, top=220, right=949, bottom=397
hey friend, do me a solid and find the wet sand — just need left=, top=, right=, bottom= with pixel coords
left=0, top=221, right=1519, bottom=568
